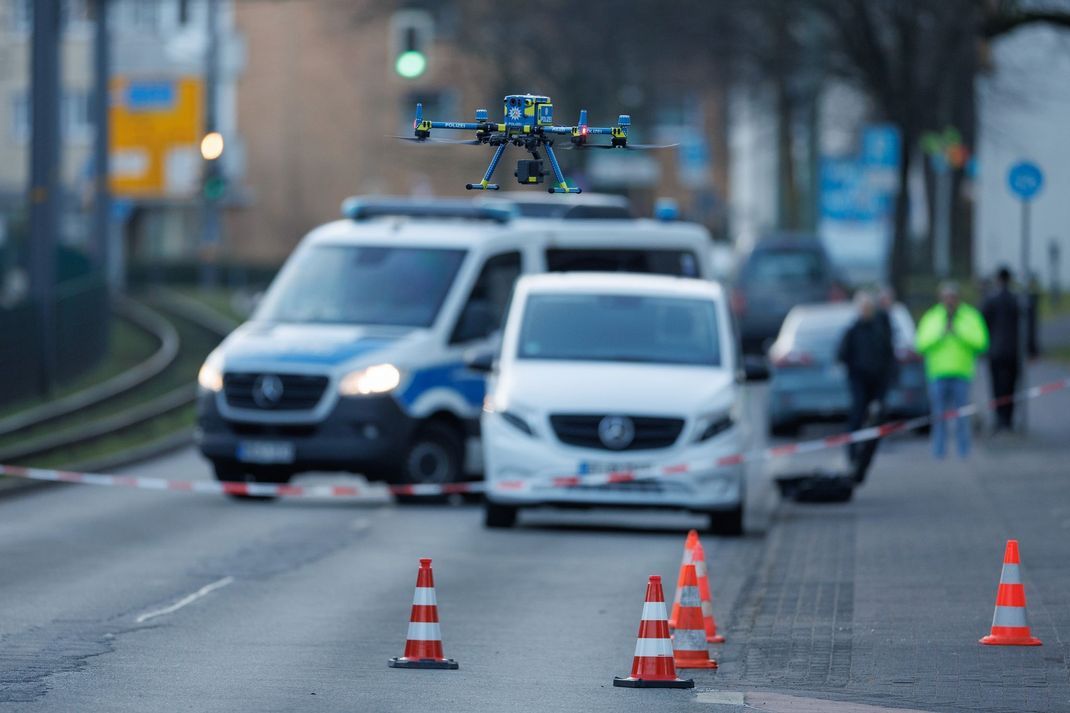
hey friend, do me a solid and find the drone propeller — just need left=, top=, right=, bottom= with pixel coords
left=391, top=136, right=483, bottom=146
left=559, top=142, right=678, bottom=151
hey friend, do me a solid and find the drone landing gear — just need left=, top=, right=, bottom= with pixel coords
left=465, top=143, right=505, bottom=191
left=544, top=144, right=581, bottom=194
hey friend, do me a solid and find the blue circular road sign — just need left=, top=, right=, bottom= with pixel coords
left=1008, top=161, right=1044, bottom=201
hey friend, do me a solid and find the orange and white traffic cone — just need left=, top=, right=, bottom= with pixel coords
left=671, top=564, right=718, bottom=669
left=692, top=539, right=725, bottom=643
left=980, top=540, right=1042, bottom=646
left=614, top=575, right=694, bottom=689
left=668, top=529, right=699, bottom=628
left=388, top=558, right=460, bottom=669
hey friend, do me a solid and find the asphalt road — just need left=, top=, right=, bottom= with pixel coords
left=1, top=372, right=1068, bottom=713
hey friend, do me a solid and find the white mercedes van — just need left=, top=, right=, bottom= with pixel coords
left=479, top=272, right=746, bottom=534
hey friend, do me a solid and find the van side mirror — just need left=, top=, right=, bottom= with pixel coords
left=464, top=348, right=496, bottom=373
left=741, top=355, right=770, bottom=382
left=452, top=300, right=499, bottom=344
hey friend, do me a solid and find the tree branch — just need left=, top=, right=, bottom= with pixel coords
left=983, top=10, right=1070, bottom=38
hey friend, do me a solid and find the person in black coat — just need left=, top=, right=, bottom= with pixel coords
left=838, top=291, right=896, bottom=473
left=875, top=285, right=899, bottom=390
left=981, top=267, right=1020, bottom=431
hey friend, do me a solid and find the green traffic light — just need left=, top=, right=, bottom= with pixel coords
left=395, top=50, right=427, bottom=79
left=203, top=176, right=226, bottom=201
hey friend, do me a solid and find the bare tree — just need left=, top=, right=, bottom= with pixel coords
left=809, top=0, right=1070, bottom=293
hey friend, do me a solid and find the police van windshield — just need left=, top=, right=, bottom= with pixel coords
left=518, top=293, right=721, bottom=366
left=256, top=244, right=466, bottom=327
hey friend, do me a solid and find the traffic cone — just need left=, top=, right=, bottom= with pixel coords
left=668, top=529, right=699, bottom=628
left=671, top=564, right=718, bottom=669
left=388, top=558, right=460, bottom=669
left=692, top=539, right=726, bottom=643
left=614, top=575, right=694, bottom=689
left=980, top=540, right=1042, bottom=646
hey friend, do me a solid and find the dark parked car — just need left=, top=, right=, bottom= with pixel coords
left=766, top=302, right=929, bottom=436
left=731, top=235, right=847, bottom=355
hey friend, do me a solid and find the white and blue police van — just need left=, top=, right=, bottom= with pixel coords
left=195, top=197, right=714, bottom=490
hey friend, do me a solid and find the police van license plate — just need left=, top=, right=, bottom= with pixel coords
left=237, top=440, right=295, bottom=464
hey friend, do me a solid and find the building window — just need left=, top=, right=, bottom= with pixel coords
left=60, top=0, right=91, bottom=33
left=10, top=93, right=29, bottom=144
left=9, top=0, right=91, bottom=33
left=7, top=91, right=92, bottom=144
left=63, top=91, right=92, bottom=143
left=115, top=0, right=161, bottom=33
left=10, top=0, right=31, bottom=32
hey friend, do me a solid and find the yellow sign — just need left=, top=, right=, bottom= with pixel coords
left=109, top=76, right=203, bottom=198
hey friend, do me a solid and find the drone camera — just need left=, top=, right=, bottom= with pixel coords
left=515, top=159, right=545, bottom=185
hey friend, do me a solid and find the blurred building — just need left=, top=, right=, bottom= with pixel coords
left=0, top=0, right=244, bottom=273
left=226, top=2, right=505, bottom=265
left=226, top=2, right=734, bottom=266
left=976, top=25, right=1070, bottom=291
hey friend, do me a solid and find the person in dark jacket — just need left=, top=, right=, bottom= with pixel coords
left=838, top=291, right=895, bottom=474
left=981, top=267, right=1020, bottom=431
left=875, top=285, right=899, bottom=390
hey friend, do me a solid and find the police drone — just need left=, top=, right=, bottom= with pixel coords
left=395, top=93, right=674, bottom=194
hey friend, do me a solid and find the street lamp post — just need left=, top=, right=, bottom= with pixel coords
left=199, top=0, right=221, bottom=289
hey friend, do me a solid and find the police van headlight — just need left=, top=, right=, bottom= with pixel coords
left=339, top=364, right=402, bottom=396
left=197, top=351, right=224, bottom=392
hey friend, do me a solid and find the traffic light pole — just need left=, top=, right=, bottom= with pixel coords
left=92, top=0, right=112, bottom=289
left=199, top=0, right=221, bottom=289
left=29, top=0, right=60, bottom=395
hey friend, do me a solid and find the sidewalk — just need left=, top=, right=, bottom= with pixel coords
left=709, top=360, right=1070, bottom=713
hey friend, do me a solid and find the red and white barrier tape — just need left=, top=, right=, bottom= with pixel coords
left=0, top=377, right=1066, bottom=499
left=494, top=377, right=1070, bottom=492
left=0, top=465, right=483, bottom=499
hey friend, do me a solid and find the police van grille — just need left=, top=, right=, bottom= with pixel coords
left=223, top=373, right=329, bottom=410
left=549, top=414, right=685, bottom=451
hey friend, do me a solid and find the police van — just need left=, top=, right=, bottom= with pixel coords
left=195, top=197, right=714, bottom=490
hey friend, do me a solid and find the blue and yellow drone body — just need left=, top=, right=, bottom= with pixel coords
left=400, top=93, right=667, bottom=194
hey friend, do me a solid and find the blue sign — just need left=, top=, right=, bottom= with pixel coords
left=861, top=125, right=900, bottom=168
left=820, top=158, right=893, bottom=222
left=125, top=81, right=176, bottom=111
left=1008, top=161, right=1044, bottom=201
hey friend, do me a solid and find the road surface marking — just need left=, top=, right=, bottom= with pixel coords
left=695, top=691, right=744, bottom=705
left=135, top=576, right=234, bottom=624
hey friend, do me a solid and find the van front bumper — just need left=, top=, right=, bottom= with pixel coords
left=482, top=412, right=744, bottom=511
left=195, top=390, right=416, bottom=476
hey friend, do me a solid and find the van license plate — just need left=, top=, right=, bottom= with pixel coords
left=237, top=440, right=295, bottom=464
left=578, top=461, right=647, bottom=476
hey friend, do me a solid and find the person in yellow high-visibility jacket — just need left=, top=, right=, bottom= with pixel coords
left=915, top=282, right=989, bottom=458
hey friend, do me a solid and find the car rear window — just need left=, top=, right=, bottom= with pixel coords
left=744, top=248, right=825, bottom=285
left=545, top=249, right=700, bottom=277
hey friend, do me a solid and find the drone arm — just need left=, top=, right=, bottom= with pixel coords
left=429, top=121, right=484, bottom=131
